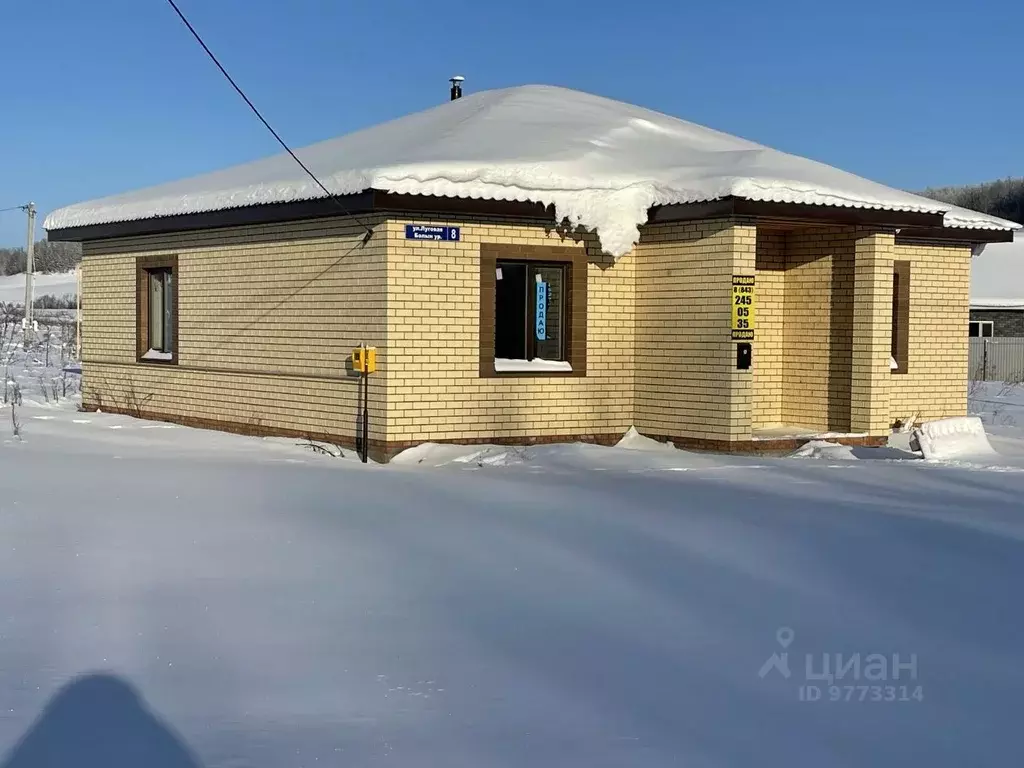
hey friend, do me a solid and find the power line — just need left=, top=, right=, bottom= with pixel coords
left=0, top=205, right=29, bottom=214
left=164, top=0, right=374, bottom=241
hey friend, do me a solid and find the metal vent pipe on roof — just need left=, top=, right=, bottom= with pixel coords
left=449, top=76, right=464, bottom=101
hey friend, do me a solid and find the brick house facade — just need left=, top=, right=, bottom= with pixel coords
left=46, top=86, right=1017, bottom=460
left=51, top=193, right=998, bottom=461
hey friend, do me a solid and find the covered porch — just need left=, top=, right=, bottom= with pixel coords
left=749, top=223, right=898, bottom=437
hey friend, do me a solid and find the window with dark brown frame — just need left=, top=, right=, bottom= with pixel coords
left=890, top=261, right=910, bottom=374
left=479, top=244, right=587, bottom=377
left=136, top=255, right=178, bottom=364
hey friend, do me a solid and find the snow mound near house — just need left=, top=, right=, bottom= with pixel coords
left=45, top=85, right=1016, bottom=257
left=788, top=440, right=858, bottom=460
left=390, top=442, right=527, bottom=468
left=912, top=416, right=996, bottom=461
left=615, top=426, right=677, bottom=451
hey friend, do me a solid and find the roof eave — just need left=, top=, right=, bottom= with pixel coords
left=47, top=190, right=1014, bottom=244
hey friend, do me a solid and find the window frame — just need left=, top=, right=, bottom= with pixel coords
left=890, top=260, right=910, bottom=375
left=479, top=244, right=587, bottom=377
left=969, top=320, right=994, bottom=338
left=494, top=260, right=568, bottom=363
left=136, top=255, right=179, bottom=365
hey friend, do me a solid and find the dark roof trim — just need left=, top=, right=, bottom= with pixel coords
left=48, top=189, right=1011, bottom=243
left=48, top=192, right=377, bottom=242
left=895, top=227, right=1013, bottom=244
left=650, top=197, right=947, bottom=229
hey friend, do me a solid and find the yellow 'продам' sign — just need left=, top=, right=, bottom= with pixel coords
left=731, top=275, right=756, bottom=340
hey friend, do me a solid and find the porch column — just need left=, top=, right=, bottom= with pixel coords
left=727, top=222, right=758, bottom=441
left=849, top=231, right=894, bottom=434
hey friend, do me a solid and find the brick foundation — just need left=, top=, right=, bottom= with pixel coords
left=80, top=404, right=887, bottom=463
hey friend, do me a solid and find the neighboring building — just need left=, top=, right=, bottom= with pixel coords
left=45, top=85, right=1019, bottom=460
left=970, top=230, right=1024, bottom=337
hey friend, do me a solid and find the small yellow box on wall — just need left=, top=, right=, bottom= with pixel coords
left=352, top=346, right=377, bottom=374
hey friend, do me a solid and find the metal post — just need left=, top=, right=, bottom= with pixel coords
left=75, top=264, right=82, bottom=359
left=22, top=203, right=36, bottom=348
left=361, top=347, right=369, bottom=463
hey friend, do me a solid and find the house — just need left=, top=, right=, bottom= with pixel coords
left=45, top=85, right=1019, bottom=460
left=970, top=230, right=1024, bottom=337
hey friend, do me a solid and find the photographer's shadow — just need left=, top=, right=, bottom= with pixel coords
left=1, top=673, right=202, bottom=768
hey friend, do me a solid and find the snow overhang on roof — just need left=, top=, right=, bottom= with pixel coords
left=45, top=85, right=1021, bottom=257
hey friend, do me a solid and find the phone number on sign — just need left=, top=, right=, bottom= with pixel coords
left=799, top=685, right=924, bottom=702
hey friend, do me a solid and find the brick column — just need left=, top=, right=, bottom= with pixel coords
left=727, top=222, right=757, bottom=441
left=849, top=231, right=894, bottom=434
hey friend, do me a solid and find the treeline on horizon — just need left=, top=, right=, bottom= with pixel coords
left=921, top=177, right=1024, bottom=224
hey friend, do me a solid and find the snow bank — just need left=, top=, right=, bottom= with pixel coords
left=45, top=86, right=1017, bottom=257
left=912, top=416, right=996, bottom=460
left=788, top=440, right=858, bottom=460
left=390, top=442, right=524, bottom=467
left=615, top=426, right=676, bottom=451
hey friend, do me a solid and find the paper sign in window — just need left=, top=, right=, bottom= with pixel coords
left=535, top=281, right=548, bottom=340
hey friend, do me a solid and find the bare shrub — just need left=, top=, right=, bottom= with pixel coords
left=122, top=379, right=154, bottom=420
left=298, top=436, right=347, bottom=458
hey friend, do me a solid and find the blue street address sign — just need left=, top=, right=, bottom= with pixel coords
left=405, top=224, right=461, bottom=242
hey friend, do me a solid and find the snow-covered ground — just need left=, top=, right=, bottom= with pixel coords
left=969, top=379, right=1024, bottom=459
left=1, top=374, right=1023, bottom=765
left=0, top=270, right=77, bottom=305
left=1, top=310, right=79, bottom=413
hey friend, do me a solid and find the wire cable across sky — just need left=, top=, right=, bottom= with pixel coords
left=164, top=0, right=374, bottom=240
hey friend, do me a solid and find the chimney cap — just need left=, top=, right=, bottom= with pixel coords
left=449, top=75, right=465, bottom=83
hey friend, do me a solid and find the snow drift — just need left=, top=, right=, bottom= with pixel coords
left=45, top=85, right=1017, bottom=257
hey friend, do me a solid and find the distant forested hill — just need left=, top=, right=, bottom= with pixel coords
left=921, top=178, right=1024, bottom=224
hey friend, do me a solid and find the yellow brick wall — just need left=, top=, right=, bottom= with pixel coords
left=782, top=227, right=856, bottom=431
left=753, top=230, right=787, bottom=428
left=888, top=241, right=972, bottom=423
left=384, top=217, right=635, bottom=443
left=80, top=216, right=389, bottom=441
left=635, top=219, right=755, bottom=441
left=76, top=208, right=974, bottom=452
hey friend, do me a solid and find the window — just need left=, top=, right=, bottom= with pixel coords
left=890, top=261, right=910, bottom=374
left=479, top=244, right=587, bottom=377
left=969, top=320, right=994, bottom=338
left=494, top=261, right=567, bottom=370
left=136, top=256, right=178, bottom=363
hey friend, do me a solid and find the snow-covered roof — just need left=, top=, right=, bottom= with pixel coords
left=971, top=231, right=1024, bottom=309
left=45, top=85, right=1020, bottom=257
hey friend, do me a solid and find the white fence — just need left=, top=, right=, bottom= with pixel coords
left=969, top=338, right=1024, bottom=382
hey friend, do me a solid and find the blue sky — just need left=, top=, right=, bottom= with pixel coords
left=2, top=0, right=1021, bottom=246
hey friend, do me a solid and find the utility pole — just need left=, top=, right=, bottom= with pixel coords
left=21, top=202, right=36, bottom=348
